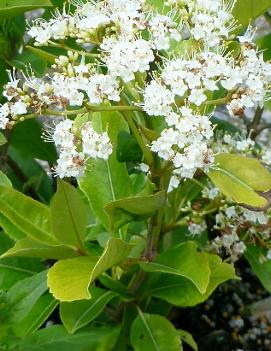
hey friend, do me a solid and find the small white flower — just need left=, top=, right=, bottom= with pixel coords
left=188, top=89, right=207, bottom=106
left=11, top=101, right=27, bottom=115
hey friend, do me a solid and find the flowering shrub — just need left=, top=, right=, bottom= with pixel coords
left=1, top=0, right=271, bottom=350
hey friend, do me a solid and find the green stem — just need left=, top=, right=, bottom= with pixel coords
left=48, top=41, right=100, bottom=58
left=84, top=103, right=143, bottom=112
left=205, top=93, right=233, bottom=106
left=21, top=105, right=144, bottom=120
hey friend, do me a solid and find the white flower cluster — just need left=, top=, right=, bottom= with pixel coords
left=148, top=103, right=214, bottom=180
left=189, top=0, right=236, bottom=48
left=0, top=71, right=29, bottom=129
left=226, top=29, right=271, bottom=115
left=52, top=119, right=112, bottom=178
left=28, top=0, right=182, bottom=49
left=100, top=37, right=154, bottom=83
left=212, top=204, right=270, bottom=261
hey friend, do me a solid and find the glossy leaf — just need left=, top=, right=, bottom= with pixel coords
left=130, top=311, right=182, bottom=351
left=13, top=293, right=59, bottom=337
left=208, top=153, right=271, bottom=208
left=3, top=270, right=48, bottom=323
left=105, top=191, right=166, bottom=231
left=245, top=245, right=271, bottom=293
left=140, top=242, right=210, bottom=294
left=17, top=324, right=121, bottom=351
left=60, top=287, right=118, bottom=333
left=79, top=112, right=132, bottom=231
left=48, top=238, right=133, bottom=301
left=147, top=254, right=236, bottom=307
left=0, top=186, right=58, bottom=245
left=50, top=180, right=87, bottom=250
left=232, top=0, right=271, bottom=28
left=0, top=233, right=43, bottom=290
left=1, top=237, right=80, bottom=260
left=0, top=0, right=53, bottom=18
left=9, top=119, right=57, bottom=163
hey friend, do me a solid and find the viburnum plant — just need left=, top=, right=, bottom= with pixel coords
left=1, top=0, right=271, bottom=349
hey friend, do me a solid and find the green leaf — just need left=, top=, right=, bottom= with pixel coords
left=1, top=237, right=80, bottom=260
left=177, top=330, right=198, bottom=351
left=105, top=191, right=166, bottom=231
left=0, top=131, right=7, bottom=146
left=3, top=270, right=48, bottom=323
left=245, top=245, right=271, bottom=293
left=9, top=49, right=47, bottom=77
left=0, top=186, right=58, bottom=245
left=140, top=242, right=210, bottom=294
left=0, top=0, right=53, bottom=18
left=257, top=33, right=271, bottom=61
left=13, top=293, right=59, bottom=337
left=48, top=237, right=133, bottom=301
left=0, top=170, right=12, bottom=188
left=116, top=131, right=143, bottom=162
left=9, top=119, right=58, bottom=163
left=8, top=146, right=54, bottom=204
left=147, top=254, right=236, bottom=307
left=17, top=324, right=121, bottom=351
left=79, top=112, right=132, bottom=231
left=207, top=153, right=271, bottom=208
left=130, top=311, right=183, bottom=351
left=50, top=180, right=87, bottom=250
left=60, top=287, right=118, bottom=333
left=25, top=45, right=57, bottom=64
left=232, top=0, right=271, bottom=28
left=0, top=233, right=43, bottom=290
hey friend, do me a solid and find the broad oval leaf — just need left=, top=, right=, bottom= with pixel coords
left=147, top=254, right=236, bottom=307
left=130, top=311, right=182, bottom=351
left=140, top=242, right=210, bottom=294
left=17, top=324, right=121, bottom=351
left=60, top=287, right=118, bottom=333
left=0, top=186, right=58, bottom=245
left=1, top=237, right=80, bottom=260
left=50, top=180, right=87, bottom=251
left=0, top=0, right=53, bottom=18
left=47, top=237, right=133, bottom=301
left=105, top=191, right=166, bottom=231
left=207, top=153, right=271, bottom=208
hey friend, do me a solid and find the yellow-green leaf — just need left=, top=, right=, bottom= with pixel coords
left=0, top=186, right=58, bottom=245
left=0, top=0, right=53, bottom=18
left=104, top=191, right=166, bottom=231
left=47, top=237, right=133, bottom=301
left=208, top=153, right=271, bottom=208
left=50, top=180, right=87, bottom=250
left=140, top=242, right=210, bottom=294
left=1, top=237, right=80, bottom=260
left=130, top=311, right=183, bottom=351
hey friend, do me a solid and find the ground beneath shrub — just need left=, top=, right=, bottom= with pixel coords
left=172, top=260, right=271, bottom=351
